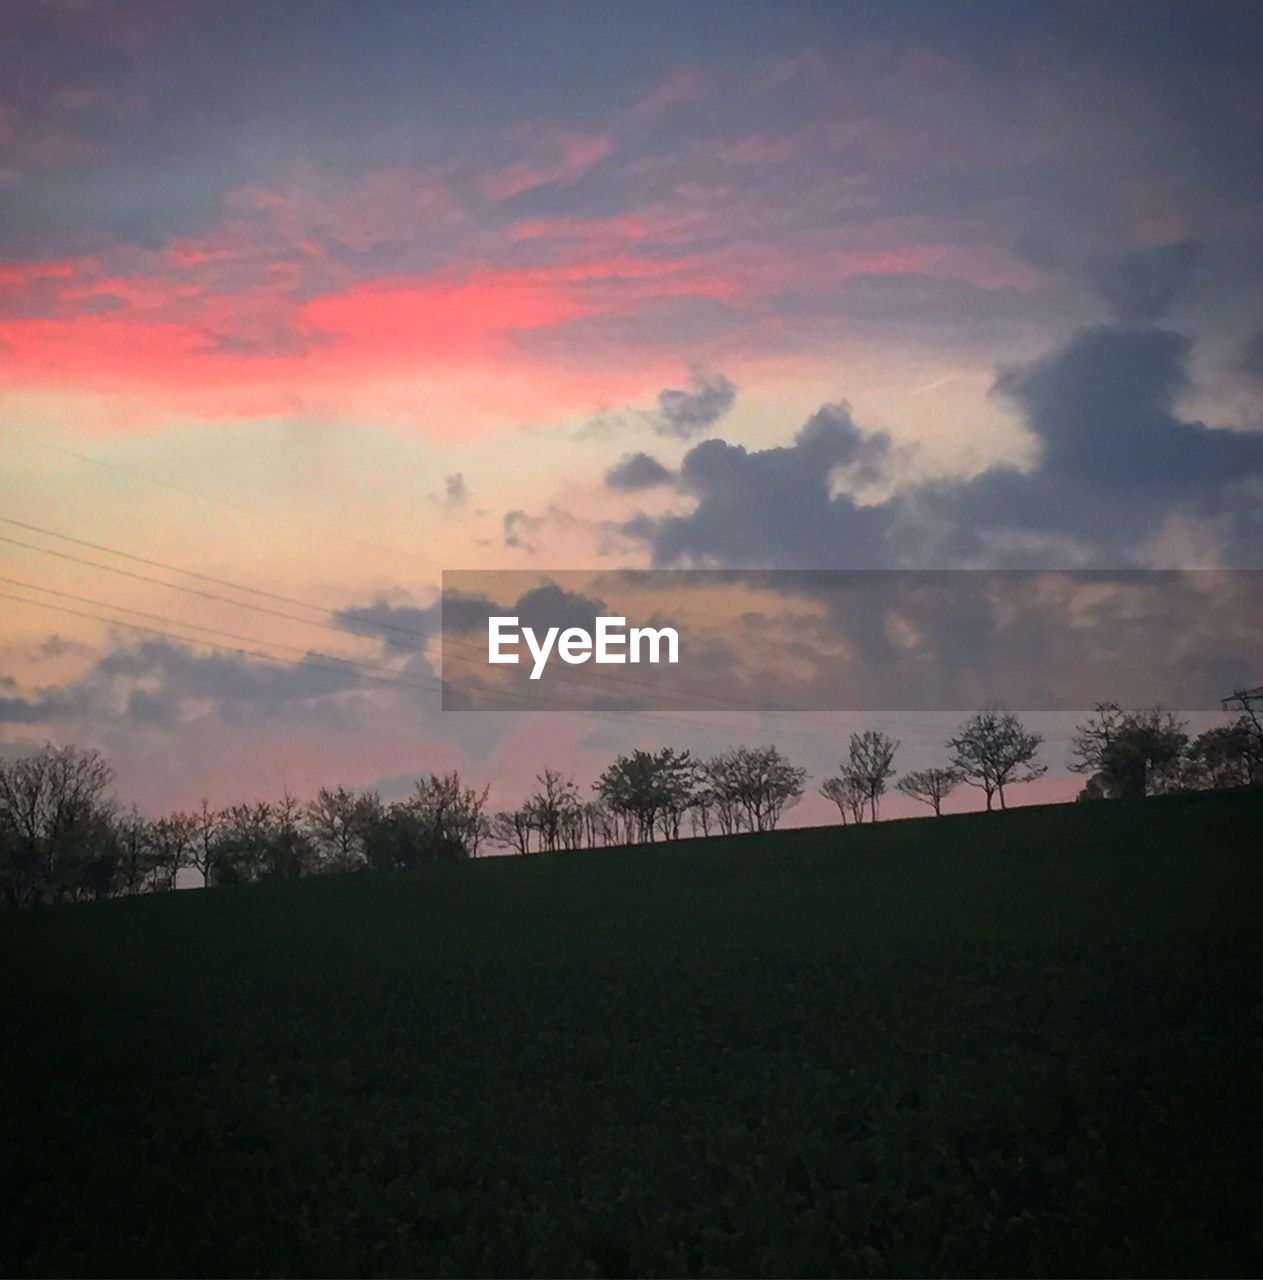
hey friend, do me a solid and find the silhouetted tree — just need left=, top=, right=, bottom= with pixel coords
left=148, top=811, right=197, bottom=890
left=820, top=773, right=868, bottom=824
left=305, top=786, right=369, bottom=871
left=407, top=772, right=490, bottom=859
left=581, top=800, right=615, bottom=848
left=948, top=707, right=1046, bottom=811
left=0, top=744, right=116, bottom=906
left=526, top=770, right=581, bottom=853
left=595, top=748, right=698, bottom=843
left=216, top=802, right=275, bottom=883
left=268, top=790, right=315, bottom=878
left=108, top=808, right=152, bottom=896
left=1218, top=689, right=1263, bottom=784
left=704, top=745, right=805, bottom=833
left=1184, top=721, right=1259, bottom=789
left=843, top=730, right=900, bottom=821
left=190, top=799, right=222, bottom=888
left=1069, top=702, right=1188, bottom=799
left=490, top=805, right=536, bottom=855
left=361, top=799, right=434, bottom=871
left=895, top=766, right=964, bottom=816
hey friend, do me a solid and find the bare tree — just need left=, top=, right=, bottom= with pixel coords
left=270, top=790, right=315, bottom=878
left=304, top=786, right=369, bottom=871
left=189, top=799, right=222, bottom=888
left=705, top=746, right=806, bottom=834
left=218, top=801, right=275, bottom=882
left=947, top=706, right=1046, bottom=811
left=581, top=801, right=614, bottom=848
left=895, top=767, right=963, bottom=816
left=527, top=770, right=581, bottom=853
left=820, top=773, right=868, bottom=825
left=149, top=811, right=198, bottom=889
left=0, top=744, right=116, bottom=905
left=595, top=748, right=698, bottom=844
left=110, top=809, right=154, bottom=896
left=1221, top=687, right=1263, bottom=783
left=843, top=730, right=900, bottom=822
left=407, top=772, right=491, bottom=858
left=490, top=806, right=535, bottom=855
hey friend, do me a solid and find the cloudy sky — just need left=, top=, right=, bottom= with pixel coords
left=1, top=0, right=1261, bottom=819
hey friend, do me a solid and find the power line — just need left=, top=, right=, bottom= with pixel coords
left=1, top=516, right=1104, bottom=746
left=2, top=587, right=931, bottom=749
left=0, top=516, right=433, bottom=643
left=1, top=446, right=1233, bottom=748
left=0, top=532, right=441, bottom=657
left=0, top=576, right=440, bottom=692
left=0, top=589, right=439, bottom=696
left=0, top=517, right=960, bottom=736
left=0, top=515, right=1071, bottom=738
left=0, top=542, right=866, bottom=743
left=0, top=428, right=445, bottom=570
left=4, top=579, right=1078, bottom=751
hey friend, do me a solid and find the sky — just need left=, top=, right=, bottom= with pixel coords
left=1, top=0, right=1261, bottom=821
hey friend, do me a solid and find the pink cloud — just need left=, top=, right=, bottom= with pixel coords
left=716, top=133, right=798, bottom=166
left=480, top=131, right=613, bottom=201
left=509, top=212, right=657, bottom=242
left=627, top=64, right=707, bottom=122
left=0, top=255, right=96, bottom=289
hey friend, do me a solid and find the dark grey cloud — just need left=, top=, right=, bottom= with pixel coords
left=404, top=567, right=1263, bottom=714
left=992, top=324, right=1263, bottom=497
left=0, top=638, right=367, bottom=728
left=96, top=640, right=364, bottom=717
left=614, top=323, right=1263, bottom=569
left=628, top=403, right=896, bottom=567
left=605, top=451, right=674, bottom=491
left=333, top=598, right=435, bottom=651
left=928, top=321, right=1263, bottom=566
left=651, top=372, right=737, bottom=438
left=335, top=581, right=638, bottom=713
left=900, top=321, right=1263, bottom=565
left=0, top=695, right=45, bottom=724
left=456, top=583, right=608, bottom=637
left=1091, top=240, right=1200, bottom=325
left=503, top=508, right=544, bottom=551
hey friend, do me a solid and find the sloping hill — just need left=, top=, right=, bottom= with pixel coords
left=3, top=790, right=1262, bottom=1277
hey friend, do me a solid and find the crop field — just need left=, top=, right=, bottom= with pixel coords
left=3, top=789, right=1263, bottom=1278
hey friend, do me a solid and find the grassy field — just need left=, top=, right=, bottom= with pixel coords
left=3, top=790, right=1262, bottom=1278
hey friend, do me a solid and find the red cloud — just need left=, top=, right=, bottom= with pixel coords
left=301, top=273, right=588, bottom=360
left=0, top=251, right=702, bottom=428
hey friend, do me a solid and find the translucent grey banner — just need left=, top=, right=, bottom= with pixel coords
left=439, top=569, right=1262, bottom=712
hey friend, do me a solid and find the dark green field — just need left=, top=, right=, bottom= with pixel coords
left=4, top=790, right=1263, bottom=1278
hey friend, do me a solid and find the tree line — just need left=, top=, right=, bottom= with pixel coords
left=0, top=743, right=809, bottom=905
left=1, top=698, right=1259, bottom=908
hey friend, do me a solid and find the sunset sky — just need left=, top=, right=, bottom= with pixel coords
left=2, top=0, right=1261, bottom=819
